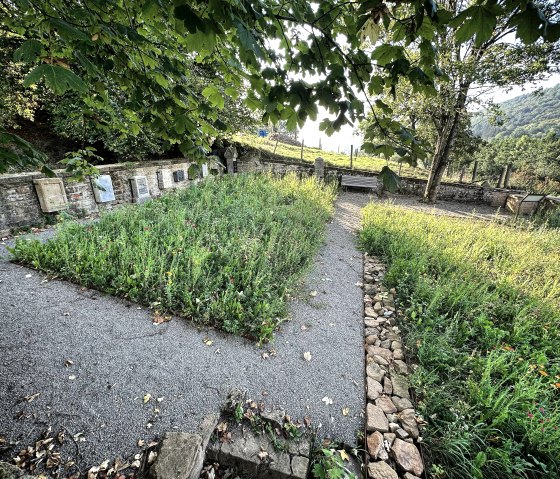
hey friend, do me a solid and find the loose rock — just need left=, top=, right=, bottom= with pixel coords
left=391, top=439, right=424, bottom=476
left=367, top=461, right=399, bottom=479
left=392, top=397, right=413, bottom=412
left=399, top=409, right=420, bottom=439
left=367, top=431, right=384, bottom=459
left=366, top=403, right=389, bottom=433
left=375, top=396, right=397, bottom=414
left=367, top=377, right=384, bottom=400
left=366, top=362, right=385, bottom=382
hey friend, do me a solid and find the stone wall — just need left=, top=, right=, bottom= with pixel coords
left=236, top=146, right=524, bottom=207
left=0, top=159, right=198, bottom=235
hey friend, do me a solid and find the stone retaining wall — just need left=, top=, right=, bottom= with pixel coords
left=235, top=146, right=526, bottom=207
left=0, top=159, right=199, bottom=235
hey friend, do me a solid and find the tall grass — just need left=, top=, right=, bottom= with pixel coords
left=12, top=174, right=336, bottom=341
left=360, top=203, right=560, bottom=478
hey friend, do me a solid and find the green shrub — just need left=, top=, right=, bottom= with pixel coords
left=360, top=203, right=560, bottom=478
left=12, top=174, right=336, bottom=341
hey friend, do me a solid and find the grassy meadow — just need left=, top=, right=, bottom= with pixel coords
left=360, top=204, right=560, bottom=478
left=235, top=134, right=429, bottom=179
left=12, top=174, right=336, bottom=341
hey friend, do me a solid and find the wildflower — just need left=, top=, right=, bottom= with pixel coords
left=527, top=412, right=534, bottom=418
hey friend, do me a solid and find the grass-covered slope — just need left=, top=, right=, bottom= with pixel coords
left=12, top=174, right=336, bottom=341
left=360, top=204, right=560, bottom=478
left=235, top=134, right=429, bottom=179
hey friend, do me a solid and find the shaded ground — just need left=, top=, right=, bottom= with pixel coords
left=0, top=192, right=369, bottom=471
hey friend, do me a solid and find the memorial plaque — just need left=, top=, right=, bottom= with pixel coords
left=33, top=178, right=68, bottom=212
left=157, top=169, right=173, bottom=189
left=201, top=163, right=209, bottom=177
left=91, top=175, right=116, bottom=203
left=130, top=176, right=151, bottom=203
left=172, top=170, right=185, bottom=182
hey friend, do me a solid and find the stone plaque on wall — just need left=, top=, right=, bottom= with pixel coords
left=130, top=176, right=151, bottom=203
left=172, top=170, right=185, bottom=182
left=33, top=178, right=68, bottom=212
left=201, top=163, right=209, bottom=178
left=91, top=175, right=116, bottom=203
left=157, top=169, right=173, bottom=189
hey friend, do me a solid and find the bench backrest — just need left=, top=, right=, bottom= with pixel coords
left=340, top=175, right=378, bottom=188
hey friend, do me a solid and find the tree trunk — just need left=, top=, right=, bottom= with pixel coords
left=423, top=83, right=470, bottom=203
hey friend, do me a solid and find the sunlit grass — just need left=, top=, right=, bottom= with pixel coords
left=234, top=133, right=429, bottom=179
left=360, top=203, right=560, bottom=478
left=12, top=174, right=337, bottom=342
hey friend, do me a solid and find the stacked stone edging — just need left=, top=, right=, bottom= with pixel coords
left=362, top=254, right=424, bottom=479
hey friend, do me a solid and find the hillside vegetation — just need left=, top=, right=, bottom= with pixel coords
left=472, top=84, right=560, bottom=139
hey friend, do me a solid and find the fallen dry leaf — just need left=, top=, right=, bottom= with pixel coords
left=339, top=449, right=350, bottom=462
left=203, top=338, right=213, bottom=346
left=137, top=439, right=145, bottom=447
left=309, top=291, right=317, bottom=297
left=322, top=396, right=333, bottom=405
left=68, top=375, right=76, bottom=381
left=342, top=407, right=349, bottom=416
left=152, top=312, right=171, bottom=324
left=303, top=351, right=312, bottom=362
left=257, top=449, right=269, bottom=461
left=143, top=393, right=152, bottom=404
left=65, top=359, right=74, bottom=367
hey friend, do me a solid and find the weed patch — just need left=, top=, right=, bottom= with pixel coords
left=12, top=174, right=336, bottom=342
left=360, top=203, right=560, bottom=478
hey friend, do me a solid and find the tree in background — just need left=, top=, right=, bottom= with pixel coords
left=474, top=131, right=560, bottom=194
left=361, top=1, right=559, bottom=201
left=1, top=0, right=559, bottom=187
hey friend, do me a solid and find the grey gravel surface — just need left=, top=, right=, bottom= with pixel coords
left=0, top=191, right=370, bottom=469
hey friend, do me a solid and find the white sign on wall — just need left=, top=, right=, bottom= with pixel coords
left=91, top=175, right=116, bottom=203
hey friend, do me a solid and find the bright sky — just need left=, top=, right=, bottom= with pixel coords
left=298, top=73, right=560, bottom=154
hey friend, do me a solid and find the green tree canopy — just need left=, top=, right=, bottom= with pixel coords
left=1, top=0, right=559, bottom=176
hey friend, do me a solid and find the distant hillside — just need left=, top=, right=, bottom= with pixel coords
left=471, top=83, right=560, bottom=139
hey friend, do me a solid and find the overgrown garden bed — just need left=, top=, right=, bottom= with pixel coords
left=12, top=174, right=336, bottom=342
left=360, top=203, right=560, bottom=478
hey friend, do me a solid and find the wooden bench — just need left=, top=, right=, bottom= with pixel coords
left=340, top=174, right=378, bottom=190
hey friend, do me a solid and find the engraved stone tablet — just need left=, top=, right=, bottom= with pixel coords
left=130, top=175, right=151, bottom=203
left=201, top=163, right=209, bottom=177
left=91, top=175, right=116, bottom=203
left=157, top=169, right=173, bottom=189
left=33, top=178, right=68, bottom=212
left=172, top=170, right=185, bottom=182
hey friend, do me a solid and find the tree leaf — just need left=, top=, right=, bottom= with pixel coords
left=23, top=64, right=87, bottom=95
left=378, top=165, right=400, bottom=192
left=13, top=39, right=43, bottom=62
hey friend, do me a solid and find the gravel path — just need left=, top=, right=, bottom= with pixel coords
left=0, top=191, right=370, bottom=470
left=372, top=192, right=510, bottom=220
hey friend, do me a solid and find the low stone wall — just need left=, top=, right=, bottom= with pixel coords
left=235, top=146, right=524, bottom=207
left=0, top=159, right=199, bottom=235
